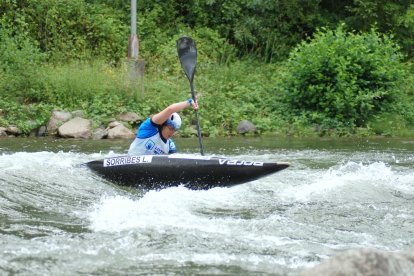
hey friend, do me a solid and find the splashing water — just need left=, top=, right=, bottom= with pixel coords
left=1, top=138, right=413, bottom=275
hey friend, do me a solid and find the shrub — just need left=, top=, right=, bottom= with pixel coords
left=281, top=24, right=408, bottom=133
left=0, top=22, right=46, bottom=100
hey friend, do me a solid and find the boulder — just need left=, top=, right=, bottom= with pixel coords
left=36, top=126, right=47, bottom=137
left=27, top=120, right=39, bottom=134
left=58, top=117, right=91, bottom=138
left=6, top=125, right=21, bottom=135
left=118, top=112, right=141, bottom=122
left=302, top=248, right=414, bottom=276
left=47, top=110, right=72, bottom=135
left=107, top=124, right=135, bottom=139
left=29, top=125, right=47, bottom=137
left=188, top=125, right=199, bottom=136
left=0, top=127, right=7, bottom=137
left=92, top=127, right=108, bottom=140
left=108, top=121, right=121, bottom=128
left=237, top=120, right=257, bottom=134
left=71, top=110, right=85, bottom=118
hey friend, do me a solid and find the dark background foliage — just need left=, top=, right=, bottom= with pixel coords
left=2, top=0, right=413, bottom=63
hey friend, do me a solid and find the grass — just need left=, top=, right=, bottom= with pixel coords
left=0, top=59, right=413, bottom=138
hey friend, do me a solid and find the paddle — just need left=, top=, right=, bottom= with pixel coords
left=176, top=36, right=205, bottom=155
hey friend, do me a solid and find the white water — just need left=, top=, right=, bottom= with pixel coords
left=1, top=139, right=413, bottom=275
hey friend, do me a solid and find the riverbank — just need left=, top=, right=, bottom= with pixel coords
left=0, top=108, right=258, bottom=140
left=1, top=107, right=414, bottom=140
left=1, top=60, right=413, bottom=139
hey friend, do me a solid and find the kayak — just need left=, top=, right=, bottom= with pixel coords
left=85, top=154, right=289, bottom=190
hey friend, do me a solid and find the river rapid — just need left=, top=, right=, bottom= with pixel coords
left=1, top=137, right=413, bottom=275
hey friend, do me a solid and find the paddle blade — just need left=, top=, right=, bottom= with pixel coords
left=177, top=36, right=197, bottom=83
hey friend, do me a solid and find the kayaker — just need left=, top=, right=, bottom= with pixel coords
left=128, top=99, right=198, bottom=155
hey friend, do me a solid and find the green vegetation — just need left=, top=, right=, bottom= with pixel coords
left=0, top=0, right=413, bottom=137
left=281, top=25, right=413, bottom=136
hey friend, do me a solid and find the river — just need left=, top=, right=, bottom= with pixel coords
left=1, top=137, right=413, bottom=275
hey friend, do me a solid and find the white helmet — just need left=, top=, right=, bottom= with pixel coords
left=165, top=112, right=182, bottom=130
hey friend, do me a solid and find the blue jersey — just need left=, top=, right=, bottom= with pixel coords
left=128, top=118, right=176, bottom=155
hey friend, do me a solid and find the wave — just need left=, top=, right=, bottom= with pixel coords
left=278, top=161, right=414, bottom=202
left=1, top=150, right=413, bottom=274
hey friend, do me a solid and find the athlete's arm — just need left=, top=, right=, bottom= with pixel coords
left=152, top=100, right=198, bottom=125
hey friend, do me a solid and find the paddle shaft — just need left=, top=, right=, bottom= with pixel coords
left=190, top=81, right=204, bottom=155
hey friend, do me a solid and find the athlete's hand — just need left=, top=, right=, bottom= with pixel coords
left=191, top=100, right=199, bottom=110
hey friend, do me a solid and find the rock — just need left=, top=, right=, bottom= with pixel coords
left=107, top=124, right=135, bottom=139
left=47, top=110, right=72, bottom=135
left=108, top=121, right=121, bottom=128
left=37, top=126, right=47, bottom=137
left=6, top=125, right=21, bottom=135
left=25, top=120, right=39, bottom=136
left=118, top=112, right=141, bottom=122
left=0, top=127, right=7, bottom=137
left=237, top=120, right=257, bottom=134
left=29, top=129, right=36, bottom=137
left=58, top=117, right=92, bottom=139
left=71, top=110, right=84, bottom=118
left=301, top=248, right=414, bottom=276
left=92, top=127, right=108, bottom=140
left=189, top=125, right=199, bottom=136
left=29, top=125, right=47, bottom=137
